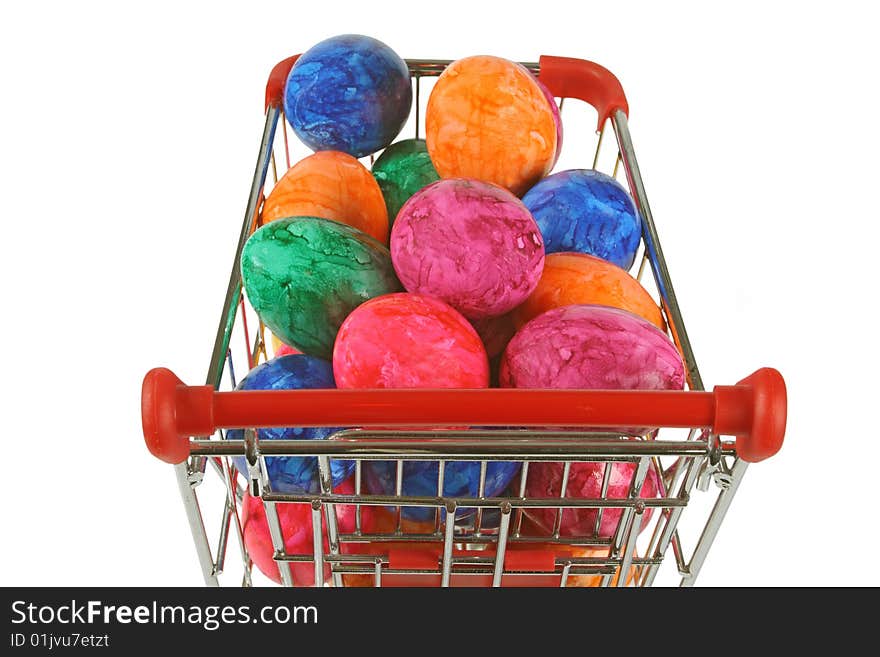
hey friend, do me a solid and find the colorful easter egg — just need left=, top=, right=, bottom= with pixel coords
left=333, top=292, right=488, bottom=388
left=227, top=355, right=352, bottom=494
left=262, top=151, right=389, bottom=244
left=242, top=479, right=361, bottom=586
left=391, top=179, right=545, bottom=319
left=500, top=304, right=684, bottom=392
left=513, top=252, right=664, bottom=330
left=523, top=460, right=660, bottom=538
left=284, top=34, right=412, bottom=158
left=333, top=293, right=519, bottom=521
left=522, top=169, right=641, bottom=269
left=426, top=56, right=557, bottom=195
left=241, top=217, right=401, bottom=359
left=371, top=139, right=440, bottom=226
left=361, top=457, right=522, bottom=523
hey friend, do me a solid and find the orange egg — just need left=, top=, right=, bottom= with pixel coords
left=513, top=252, right=665, bottom=330
left=261, top=151, right=389, bottom=244
left=426, top=56, right=557, bottom=196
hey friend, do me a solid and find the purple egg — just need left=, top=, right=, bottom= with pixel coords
left=500, top=304, right=685, bottom=391
left=390, top=178, right=545, bottom=319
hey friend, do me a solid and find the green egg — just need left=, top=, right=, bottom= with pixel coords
left=371, top=139, right=440, bottom=226
left=241, top=216, right=402, bottom=359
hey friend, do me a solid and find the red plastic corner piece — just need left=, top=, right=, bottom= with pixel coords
left=715, top=368, right=787, bottom=463
left=537, top=55, right=628, bottom=131
left=141, top=368, right=213, bottom=465
left=264, top=55, right=300, bottom=113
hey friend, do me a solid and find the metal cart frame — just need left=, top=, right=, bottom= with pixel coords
left=141, top=55, right=786, bottom=587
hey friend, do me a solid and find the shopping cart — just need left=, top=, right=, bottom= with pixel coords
left=141, top=54, right=787, bottom=587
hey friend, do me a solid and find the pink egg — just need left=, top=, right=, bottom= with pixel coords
left=500, top=304, right=685, bottom=391
left=333, top=292, right=489, bottom=388
left=524, top=460, right=661, bottom=538
left=500, top=304, right=681, bottom=539
left=390, top=179, right=545, bottom=319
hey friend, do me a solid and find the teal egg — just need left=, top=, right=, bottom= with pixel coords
left=371, top=139, right=440, bottom=225
left=241, top=217, right=402, bottom=359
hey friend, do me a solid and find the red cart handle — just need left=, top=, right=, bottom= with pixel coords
left=264, top=54, right=628, bottom=131
left=141, top=367, right=785, bottom=466
left=537, top=55, right=628, bottom=131
left=265, top=55, right=300, bottom=111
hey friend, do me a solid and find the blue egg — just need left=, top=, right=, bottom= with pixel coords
left=228, top=354, right=354, bottom=494
left=522, top=169, right=642, bottom=270
left=363, top=458, right=521, bottom=523
left=284, top=34, right=412, bottom=158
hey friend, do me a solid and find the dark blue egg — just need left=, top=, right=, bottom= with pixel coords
left=284, top=34, right=412, bottom=158
left=229, top=354, right=354, bottom=494
left=522, top=169, right=641, bottom=270
left=363, top=458, right=521, bottom=523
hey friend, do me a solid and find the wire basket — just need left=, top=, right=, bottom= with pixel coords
left=141, top=54, right=787, bottom=587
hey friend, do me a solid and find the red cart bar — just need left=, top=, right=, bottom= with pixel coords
left=142, top=366, right=785, bottom=465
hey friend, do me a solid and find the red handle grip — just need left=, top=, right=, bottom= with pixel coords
left=141, top=368, right=786, bottom=466
left=265, top=55, right=300, bottom=112
left=265, top=54, right=628, bottom=128
left=537, top=55, right=628, bottom=131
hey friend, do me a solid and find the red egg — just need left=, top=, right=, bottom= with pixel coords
left=333, top=293, right=489, bottom=389
left=241, top=479, right=355, bottom=585
left=241, top=477, right=402, bottom=586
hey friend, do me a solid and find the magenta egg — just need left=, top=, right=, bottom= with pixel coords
left=500, top=304, right=682, bottom=539
left=500, top=304, right=685, bottom=391
left=525, top=460, right=661, bottom=538
left=390, top=179, right=545, bottom=319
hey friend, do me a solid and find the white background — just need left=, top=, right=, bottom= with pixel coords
left=1, top=0, right=878, bottom=586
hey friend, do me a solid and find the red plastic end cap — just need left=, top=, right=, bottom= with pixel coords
left=265, top=55, right=300, bottom=112
left=142, top=368, right=207, bottom=465
left=537, top=55, right=628, bottom=131
left=715, top=368, right=787, bottom=463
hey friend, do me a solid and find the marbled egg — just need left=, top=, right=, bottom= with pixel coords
left=262, top=151, right=389, bottom=244
left=228, top=355, right=352, bottom=494
left=333, top=292, right=488, bottom=389
left=522, top=169, right=641, bottom=269
left=371, top=139, right=440, bottom=226
left=333, top=293, right=520, bottom=521
left=523, top=461, right=661, bottom=539
left=513, top=252, right=664, bottom=330
left=241, top=217, right=401, bottom=359
left=426, top=56, right=557, bottom=195
left=500, top=304, right=684, bottom=392
left=284, top=34, right=412, bottom=158
left=242, top=478, right=359, bottom=586
left=391, top=178, right=545, bottom=319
